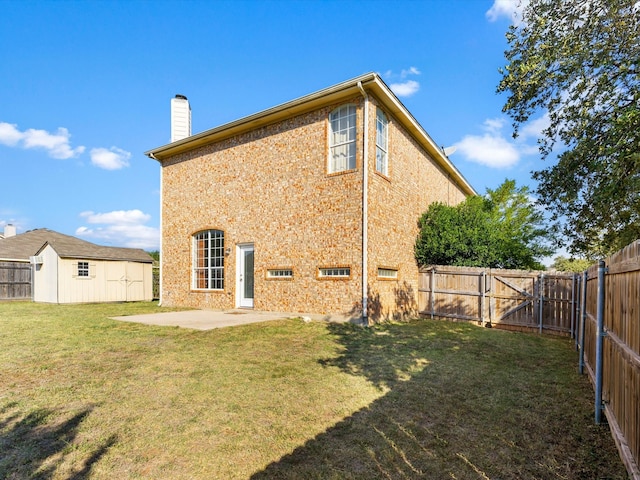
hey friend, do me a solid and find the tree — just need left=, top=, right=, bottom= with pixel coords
left=147, top=250, right=160, bottom=264
left=497, top=0, right=640, bottom=257
left=485, top=179, right=552, bottom=268
left=550, top=256, right=592, bottom=273
left=415, top=179, right=552, bottom=269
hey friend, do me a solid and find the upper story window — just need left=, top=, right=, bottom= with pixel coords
left=376, top=108, right=389, bottom=176
left=192, top=229, right=224, bottom=290
left=329, top=104, right=357, bottom=173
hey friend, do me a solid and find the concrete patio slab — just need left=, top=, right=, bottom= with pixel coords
left=110, top=309, right=316, bottom=330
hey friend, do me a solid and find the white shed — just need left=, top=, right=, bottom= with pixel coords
left=0, top=228, right=153, bottom=303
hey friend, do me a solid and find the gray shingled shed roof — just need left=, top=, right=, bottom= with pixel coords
left=0, top=228, right=153, bottom=263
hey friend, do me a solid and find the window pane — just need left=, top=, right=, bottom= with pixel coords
left=329, top=105, right=356, bottom=173
left=193, top=230, right=224, bottom=290
left=376, top=108, right=388, bottom=175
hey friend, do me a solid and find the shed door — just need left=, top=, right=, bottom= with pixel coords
left=106, top=262, right=145, bottom=301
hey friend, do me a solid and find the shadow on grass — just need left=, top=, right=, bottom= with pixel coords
left=0, top=403, right=117, bottom=479
left=251, top=320, right=626, bottom=480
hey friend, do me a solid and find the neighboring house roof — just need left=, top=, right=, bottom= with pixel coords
left=0, top=228, right=153, bottom=263
left=145, top=72, right=477, bottom=196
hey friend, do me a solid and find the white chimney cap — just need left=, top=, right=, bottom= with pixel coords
left=3, top=224, right=16, bottom=238
left=171, top=95, right=191, bottom=143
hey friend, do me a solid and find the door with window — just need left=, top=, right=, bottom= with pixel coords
left=237, top=244, right=254, bottom=308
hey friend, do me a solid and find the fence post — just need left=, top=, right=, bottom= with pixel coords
left=579, top=270, right=587, bottom=374
left=488, top=270, right=494, bottom=324
left=538, top=273, right=545, bottom=334
left=480, top=271, right=486, bottom=326
left=430, top=268, right=435, bottom=320
left=574, top=274, right=581, bottom=350
left=570, top=273, right=576, bottom=340
left=595, top=260, right=606, bottom=424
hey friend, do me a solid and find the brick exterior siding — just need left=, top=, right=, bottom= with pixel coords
left=158, top=90, right=468, bottom=322
left=366, top=97, right=466, bottom=321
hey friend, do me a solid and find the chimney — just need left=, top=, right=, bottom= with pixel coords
left=4, top=224, right=16, bottom=238
left=171, top=94, right=191, bottom=142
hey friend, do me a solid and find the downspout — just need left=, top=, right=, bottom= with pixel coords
left=148, top=152, right=163, bottom=306
left=158, top=162, right=163, bottom=306
left=357, top=81, right=369, bottom=325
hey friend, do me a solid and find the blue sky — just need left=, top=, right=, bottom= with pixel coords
left=0, top=0, right=546, bottom=252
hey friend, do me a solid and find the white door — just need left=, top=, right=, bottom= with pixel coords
left=237, top=244, right=254, bottom=308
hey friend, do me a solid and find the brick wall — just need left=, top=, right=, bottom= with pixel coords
left=366, top=96, right=467, bottom=321
left=160, top=94, right=468, bottom=321
left=162, top=97, right=364, bottom=317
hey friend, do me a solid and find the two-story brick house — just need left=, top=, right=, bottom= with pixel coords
left=146, top=73, right=476, bottom=323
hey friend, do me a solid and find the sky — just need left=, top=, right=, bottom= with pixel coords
left=0, top=0, right=549, bottom=253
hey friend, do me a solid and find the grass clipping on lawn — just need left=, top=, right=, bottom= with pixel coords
left=0, top=302, right=627, bottom=479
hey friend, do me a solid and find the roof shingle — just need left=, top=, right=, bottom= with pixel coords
left=0, top=229, right=153, bottom=263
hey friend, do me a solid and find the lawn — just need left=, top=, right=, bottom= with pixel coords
left=0, top=302, right=627, bottom=479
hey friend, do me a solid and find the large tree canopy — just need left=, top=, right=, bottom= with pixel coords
left=415, top=180, right=552, bottom=270
left=497, top=0, right=640, bottom=257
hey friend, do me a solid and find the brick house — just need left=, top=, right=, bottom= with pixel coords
left=145, top=73, right=475, bottom=323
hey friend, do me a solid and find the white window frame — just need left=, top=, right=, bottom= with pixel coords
left=192, top=229, right=225, bottom=290
left=267, top=268, right=294, bottom=279
left=328, top=104, right=357, bottom=173
left=377, top=267, right=398, bottom=280
left=77, top=261, right=89, bottom=277
left=318, top=267, right=351, bottom=279
left=376, top=108, right=389, bottom=176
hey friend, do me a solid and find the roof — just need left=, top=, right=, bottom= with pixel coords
left=145, top=72, right=477, bottom=196
left=0, top=228, right=153, bottom=263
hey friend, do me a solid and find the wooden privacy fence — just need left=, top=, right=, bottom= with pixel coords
left=418, top=240, right=640, bottom=479
left=0, top=261, right=32, bottom=300
left=152, top=265, right=160, bottom=300
left=418, top=265, right=575, bottom=334
left=576, top=241, right=640, bottom=479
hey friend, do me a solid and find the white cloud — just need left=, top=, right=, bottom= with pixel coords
left=0, top=123, right=23, bottom=146
left=80, top=209, right=150, bottom=225
left=455, top=133, right=520, bottom=168
left=22, top=127, right=86, bottom=159
left=454, top=114, right=546, bottom=168
left=0, top=122, right=85, bottom=159
left=486, top=0, right=528, bottom=25
left=401, top=66, right=421, bottom=78
left=519, top=112, right=550, bottom=139
left=76, top=209, right=158, bottom=250
left=90, top=147, right=131, bottom=170
left=384, top=67, right=421, bottom=98
left=389, top=80, right=420, bottom=97
left=483, top=117, right=505, bottom=133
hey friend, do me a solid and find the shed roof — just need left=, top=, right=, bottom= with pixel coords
left=145, top=72, right=477, bottom=196
left=0, top=228, right=153, bottom=263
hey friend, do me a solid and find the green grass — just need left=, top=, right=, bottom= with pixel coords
left=0, top=302, right=627, bottom=479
